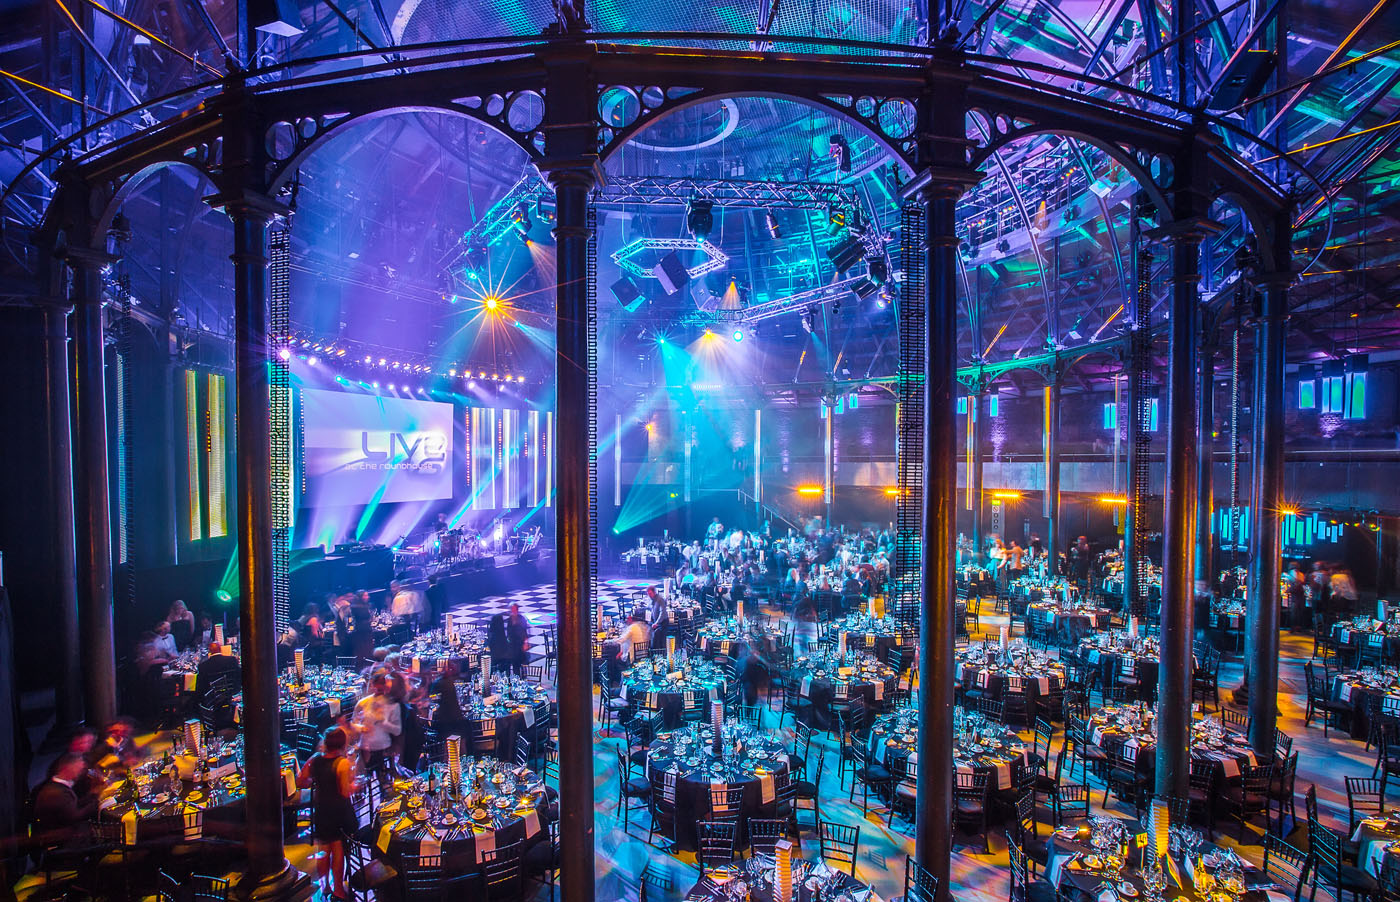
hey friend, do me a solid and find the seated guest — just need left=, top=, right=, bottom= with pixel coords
left=734, top=645, right=769, bottom=706
left=792, top=596, right=820, bottom=650
left=195, top=612, right=216, bottom=648
left=30, top=754, right=99, bottom=848
left=65, top=728, right=104, bottom=798
left=197, top=641, right=241, bottom=698
left=618, top=612, right=650, bottom=663
left=89, top=718, right=141, bottom=772
left=152, top=620, right=179, bottom=659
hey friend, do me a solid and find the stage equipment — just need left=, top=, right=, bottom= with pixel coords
left=827, top=235, right=865, bottom=272
left=611, top=276, right=645, bottom=311
left=654, top=252, right=690, bottom=295
left=686, top=198, right=714, bottom=240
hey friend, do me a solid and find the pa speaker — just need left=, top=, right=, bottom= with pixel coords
left=654, top=252, right=690, bottom=295
left=611, top=276, right=644, bottom=312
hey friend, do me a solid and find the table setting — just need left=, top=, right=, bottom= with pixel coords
left=789, top=650, right=898, bottom=731
left=272, top=665, right=362, bottom=727
left=828, top=612, right=913, bottom=663
left=696, top=616, right=785, bottom=660
left=685, top=853, right=878, bottom=902
left=370, top=755, right=549, bottom=870
left=621, top=657, right=727, bottom=726
left=1331, top=616, right=1400, bottom=662
left=867, top=706, right=1028, bottom=792
left=955, top=642, right=1066, bottom=705
left=398, top=629, right=488, bottom=676
left=1084, top=706, right=1258, bottom=784
left=453, top=672, right=553, bottom=757
left=1330, top=665, right=1400, bottom=739
left=1079, top=632, right=1163, bottom=691
left=646, top=720, right=791, bottom=850
left=1025, top=597, right=1112, bottom=644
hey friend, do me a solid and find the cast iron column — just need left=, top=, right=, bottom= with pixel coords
left=1122, top=336, right=1142, bottom=613
left=1195, top=336, right=1216, bottom=589
left=42, top=299, right=84, bottom=730
left=1155, top=228, right=1204, bottom=800
left=1246, top=272, right=1288, bottom=758
left=970, top=383, right=985, bottom=554
left=228, top=197, right=296, bottom=896
left=549, top=164, right=597, bottom=902
left=66, top=246, right=117, bottom=725
left=913, top=164, right=976, bottom=902
left=1043, top=376, right=1060, bottom=577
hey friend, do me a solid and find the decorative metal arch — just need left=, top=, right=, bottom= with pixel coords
left=595, top=86, right=922, bottom=171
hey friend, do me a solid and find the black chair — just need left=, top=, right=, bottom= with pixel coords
left=1103, top=748, right=1150, bottom=818
left=1262, top=833, right=1311, bottom=902
left=1304, top=661, right=1351, bottom=736
left=399, top=852, right=444, bottom=902
left=1187, top=757, right=1218, bottom=838
left=1346, top=775, right=1386, bottom=833
left=848, top=744, right=893, bottom=815
left=1007, top=832, right=1058, bottom=902
left=1312, top=821, right=1380, bottom=902
left=889, top=754, right=917, bottom=827
left=523, top=820, right=560, bottom=899
left=902, top=856, right=940, bottom=902
left=482, top=839, right=524, bottom=901
left=696, top=821, right=739, bottom=874
left=953, top=770, right=991, bottom=854
left=794, top=749, right=825, bottom=831
left=1014, top=790, right=1049, bottom=871
left=747, top=818, right=789, bottom=857
left=647, top=769, right=677, bottom=850
left=708, top=785, right=746, bottom=824
left=817, top=820, right=860, bottom=876
left=1271, top=751, right=1299, bottom=835
left=1222, top=763, right=1276, bottom=842
left=615, top=748, right=651, bottom=833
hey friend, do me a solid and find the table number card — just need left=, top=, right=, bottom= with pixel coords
left=711, top=702, right=725, bottom=754
left=736, top=600, right=744, bottom=624
left=837, top=631, right=847, bottom=658
left=184, top=718, right=203, bottom=753
left=213, top=624, right=224, bottom=646
left=294, top=648, right=305, bottom=683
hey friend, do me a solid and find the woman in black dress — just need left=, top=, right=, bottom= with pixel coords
left=487, top=614, right=512, bottom=674
left=297, top=727, right=361, bottom=900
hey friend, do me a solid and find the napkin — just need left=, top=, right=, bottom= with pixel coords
left=419, top=835, right=441, bottom=857
left=523, top=706, right=536, bottom=728
left=99, top=795, right=119, bottom=810
left=761, top=773, right=776, bottom=804
left=474, top=827, right=496, bottom=863
left=327, top=697, right=340, bottom=718
left=282, top=766, right=297, bottom=797
left=873, top=681, right=884, bottom=702
left=122, top=809, right=139, bottom=845
left=800, top=678, right=812, bottom=697
left=524, top=810, right=541, bottom=838
left=183, top=673, right=197, bottom=692
left=376, top=822, right=394, bottom=854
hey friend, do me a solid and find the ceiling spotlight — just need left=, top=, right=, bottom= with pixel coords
left=484, top=296, right=499, bottom=312
left=464, top=245, right=487, bottom=279
left=831, top=298, right=841, bottom=316
left=449, top=368, right=457, bottom=376
left=468, top=380, right=477, bottom=388
left=827, top=235, right=864, bottom=272
left=764, top=211, right=782, bottom=240
left=512, top=202, right=532, bottom=240
left=801, top=306, right=816, bottom=334
left=278, top=348, right=292, bottom=361
left=866, top=255, right=889, bottom=286
left=686, top=198, right=714, bottom=241
left=829, top=134, right=852, bottom=173
left=732, top=330, right=744, bottom=343
left=826, top=204, right=847, bottom=235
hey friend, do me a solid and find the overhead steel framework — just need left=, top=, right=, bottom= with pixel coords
left=13, top=22, right=1309, bottom=902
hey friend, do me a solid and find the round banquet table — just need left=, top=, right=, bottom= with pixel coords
left=1083, top=706, right=1258, bottom=791
left=869, top=707, right=1029, bottom=794
left=397, top=633, right=487, bottom=676
left=1025, top=601, right=1110, bottom=643
left=1351, top=811, right=1400, bottom=877
left=1330, top=668, right=1400, bottom=740
left=368, top=760, right=549, bottom=887
left=455, top=678, right=552, bottom=758
left=1045, top=819, right=1273, bottom=902
left=695, top=618, right=784, bottom=660
left=97, top=738, right=266, bottom=845
left=829, top=613, right=912, bottom=663
left=685, top=855, right=873, bottom=902
left=789, top=651, right=898, bottom=731
left=1332, top=621, right=1400, bottom=661
left=1078, top=636, right=1162, bottom=692
left=271, top=667, right=362, bottom=728
left=1208, top=601, right=1246, bottom=632
left=620, top=659, right=727, bottom=727
left=645, top=722, right=790, bottom=852
left=954, top=646, right=1065, bottom=713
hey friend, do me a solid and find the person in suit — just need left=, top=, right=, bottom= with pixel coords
left=197, top=642, right=241, bottom=699
left=31, top=754, right=99, bottom=848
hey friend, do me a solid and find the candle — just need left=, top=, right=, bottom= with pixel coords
left=480, top=655, right=492, bottom=690
left=774, top=839, right=794, bottom=902
left=868, top=596, right=876, bottom=618
left=999, top=626, right=1008, bottom=648
left=446, top=734, right=462, bottom=788
left=184, top=718, right=202, bottom=753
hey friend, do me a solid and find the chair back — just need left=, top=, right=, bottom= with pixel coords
left=399, top=852, right=443, bottom=901
left=696, top=821, right=738, bottom=872
left=483, top=839, right=523, bottom=900
left=708, top=785, right=745, bottom=823
left=817, top=820, right=860, bottom=875
left=748, top=818, right=788, bottom=857
left=1263, top=833, right=1310, bottom=902
left=1347, top=775, right=1387, bottom=830
left=903, top=857, right=939, bottom=902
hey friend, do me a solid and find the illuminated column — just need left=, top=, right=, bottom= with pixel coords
left=1043, top=375, right=1060, bottom=575
left=65, top=243, right=118, bottom=725
left=1155, top=225, right=1207, bottom=801
left=1246, top=266, right=1289, bottom=757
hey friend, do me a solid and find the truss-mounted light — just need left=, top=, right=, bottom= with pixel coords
left=611, top=238, right=729, bottom=281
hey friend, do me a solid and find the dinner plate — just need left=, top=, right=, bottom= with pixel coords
left=186, top=790, right=205, bottom=803
left=494, top=796, right=512, bottom=808
left=150, top=792, right=172, bottom=805
left=1083, top=856, right=1103, bottom=870
left=412, top=809, right=429, bottom=821
left=1117, top=882, right=1138, bottom=897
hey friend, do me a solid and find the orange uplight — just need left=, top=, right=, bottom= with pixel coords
left=797, top=486, right=824, bottom=495
left=484, top=296, right=500, bottom=311
left=991, top=491, right=1022, bottom=500
left=884, top=488, right=901, bottom=497
left=1280, top=507, right=1299, bottom=517
left=1097, top=495, right=1129, bottom=505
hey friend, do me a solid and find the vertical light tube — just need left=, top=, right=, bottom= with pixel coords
left=545, top=410, right=553, bottom=508
left=208, top=373, right=227, bottom=537
left=683, top=412, right=692, bottom=503
left=754, top=408, right=761, bottom=503
left=185, top=369, right=203, bottom=541
left=614, top=413, right=622, bottom=506
left=529, top=409, right=540, bottom=508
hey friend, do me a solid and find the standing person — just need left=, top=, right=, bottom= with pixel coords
left=425, top=575, right=447, bottom=631
left=349, top=592, right=376, bottom=664
left=167, top=600, right=196, bottom=651
left=352, top=673, right=402, bottom=786
left=1008, top=541, right=1026, bottom=580
left=1286, top=564, right=1309, bottom=630
left=429, top=662, right=468, bottom=737
left=297, top=727, right=361, bottom=900
left=486, top=614, right=512, bottom=674
left=506, top=603, right=531, bottom=675
left=1331, top=565, right=1359, bottom=615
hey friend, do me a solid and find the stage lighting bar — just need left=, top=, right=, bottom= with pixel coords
left=737, top=275, right=867, bottom=324
left=612, top=238, right=729, bottom=281
left=596, top=176, right=860, bottom=211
